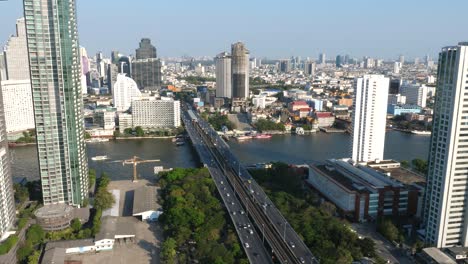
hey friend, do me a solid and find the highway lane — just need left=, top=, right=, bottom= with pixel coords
left=182, top=111, right=272, bottom=264
left=186, top=106, right=318, bottom=264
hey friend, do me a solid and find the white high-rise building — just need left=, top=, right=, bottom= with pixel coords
left=132, top=97, right=180, bottom=129
left=351, top=75, right=389, bottom=163
left=0, top=80, right=35, bottom=133
left=424, top=43, right=468, bottom=248
left=215, top=52, right=232, bottom=98
left=319, top=53, right=326, bottom=65
left=3, top=18, right=29, bottom=80
left=112, top=74, right=141, bottom=112
left=393, top=62, right=401, bottom=74
left=400, top=82, right=428, bottom=108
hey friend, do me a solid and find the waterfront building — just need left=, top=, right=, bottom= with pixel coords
left=3, top=17, right=30, bottom=80
left=231, top=42, right=249, bottom=99
left=215, top=52, right=232, bottom=98
left=0, top=79, right=34, bottom=133
left=131, top=97, right=181, bottom=129
left=387, top=104, right=422, bottom=116
left=423, top=43, right=468, bottom=248
left=118, top=113, right=133, bottom=130
left=400, top=83, right=428, bottom=108
left=94, top=109, right=116, bottom=130
left=24, top=0, right=88, bottom=206
left=112, top=74, right=141, bottom=112
left=351, top=75, right=389, bottom=162
left=0, top=79, right=16, bottom=239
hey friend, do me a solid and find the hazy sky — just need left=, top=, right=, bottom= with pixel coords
left=1, top=0, right=467, bottom=60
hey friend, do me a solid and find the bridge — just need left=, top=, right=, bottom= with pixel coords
left=182, top=103, right=318, bottom=264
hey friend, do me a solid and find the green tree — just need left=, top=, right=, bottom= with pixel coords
left=27, top=250, right=41, bottom=264
left=84, top=132, right=92, bottom=139
left=26, top=224, right=45, bottom=245
left=161, top=238, right=177, bottom=264
left=0, top=235, right=18, bottom=255
left=377, top=219, right=399, bottom=242
left=16, top=242, right=33, bottom=263
left=135, top=126, right=145, bottom=137
left=400, top=160, right=410, bottom=168
left=412, top=158, right=428, bottom=174
left=71, top=218, right=81, bottom=233
left=14, top=183, right=29, bottom=204
left=358, top=237, right=376, bottom=257
left=94, top=188, right=115, bottom=210
left=124, top=128, right=133, bottom=135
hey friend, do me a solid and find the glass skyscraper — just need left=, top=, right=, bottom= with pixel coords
left=23, top=0, right=88, bottom=206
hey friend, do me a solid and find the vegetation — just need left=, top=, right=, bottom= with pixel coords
left=15, top=130, right=36, bottom=144
left=412, top=158, right=428, bottom=175
left=135, top=126, right=145, bottom=137
left=178, top=76, right=216, bottom=85
left=391, top=116, right=432, bottom=131
left=89, top=169, right=97, bottom=189
left=159, top=168, right=247, bottom=264
left=0, top=235, right=18, bottom=255
left=14, top=183, right=29, bottom=204
left=208, top=113, right=235, bottom=131
left=250, top=162, right=378, bottom=263
left=27, top=250, right=41, bottom=264
left=25, top=180, right=42, bottom=202
left=17, top=224, right=45, bottom=263
left=254, top=118, right=285, bottom=132
left=84, top=132, right=92, bottom=139
left=94, top=172, right=115, bottom=210
left=377, top=218, right=404, bottom=244
left=249, top=77, right=268, bottom=85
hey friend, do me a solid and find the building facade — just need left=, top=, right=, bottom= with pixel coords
left=24, top=0, right=89, bottom=206
left=231, top=42, right=249, bottom=99
left=424, top=43, right=468, bottom=248
left=3, top=17, right=30, bottom=80
left=400, top=83, right=428, bottom=108
left=131, top=58, right=161, bottom=91
left=215, top=52, right=232, bottom=98
left=0, top=80, right=35, bottom=133
left=0, top=79, right=15, bottom=239
left=351, top=75, right=389, bottom=162
left=112, top=74, right=141, bottom=112
left=135, top=38, right=157, bottom=60
left=132, top=97, right=180, bottom=129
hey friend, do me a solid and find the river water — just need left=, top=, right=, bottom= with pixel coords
left=10, top=131, right=430, bottom=182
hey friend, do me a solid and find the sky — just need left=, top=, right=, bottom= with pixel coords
left=1, top=0, right=468, bottom=60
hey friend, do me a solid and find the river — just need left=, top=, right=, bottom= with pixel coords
left=10, top=131, right=430, bottom=182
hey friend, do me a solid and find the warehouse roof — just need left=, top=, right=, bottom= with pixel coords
left=132, top=186, right=158, bottom=215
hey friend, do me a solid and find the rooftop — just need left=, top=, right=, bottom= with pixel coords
left=422, top=247, right=456, bottom=264
left=45, top=239, right=94, bottom=251
left=96, top=216, right=137, bottom=241
left=133, top=186, right=159, bottom=215
left=35, top=204, right=74, bottom=219
left=41, top=247, right=66, bottom=264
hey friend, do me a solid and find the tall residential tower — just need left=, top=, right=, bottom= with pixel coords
left=424, top=43, right=468, bottom=248
left=351, top=75, right=389, bottom=163
left=215, top=52, right=232, bottom=98
left=23, top=0, right=88, bottom=206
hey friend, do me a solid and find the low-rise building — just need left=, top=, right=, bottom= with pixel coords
left=118, top=113, right=133, bottom=130
left=313, top=112, right=335, bottom=127
left=307, top=159, right=425, bottom=222
left=132, top=186, right=161, bottom=221
left=288, top=100, right=309, bottom=112
left=387, top=104, right=422, bottom=115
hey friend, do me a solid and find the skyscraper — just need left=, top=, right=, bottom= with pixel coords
left=0, top=78, right=15, bottom=238
left=351, top=75, right=389, bottom=163
left=424, top=43, right=468, bottom=248
left=215, top=52, right=232, bottom=98
left=132, top=38, right=161, bottom=91
left=3, top=17, right=30, bottom=80
left=231, top=42, right=249, bottom=99
left=23, top=0, right=88, bottom=206
left=279, top=59, right=291, bottom=73
left=336, top=55, right=343, bottom=68
left=304, top=61, right=316, bottom=76
left=113, top=74, right=142, bottom=112
left=319, top=53, right=326, bottom=65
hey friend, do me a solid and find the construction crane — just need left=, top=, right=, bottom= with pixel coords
left=121, top=156, right=160, bottom=182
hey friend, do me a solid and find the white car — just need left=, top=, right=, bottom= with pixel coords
left=244, top=243, right=250, bottom=248
left=226, top=193, right=230, bottom=197
left=248, top=229, right=253, bottom=234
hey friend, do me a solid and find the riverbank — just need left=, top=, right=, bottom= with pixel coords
left=115, top=136, right=176, bottom=140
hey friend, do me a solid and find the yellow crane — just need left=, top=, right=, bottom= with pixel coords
left=121, top=156, right=160, bottom=182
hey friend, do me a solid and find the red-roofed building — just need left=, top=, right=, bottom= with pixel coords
left=288, top=100, right=310, bottom=112
left=313, top=112, right=335, bottom=127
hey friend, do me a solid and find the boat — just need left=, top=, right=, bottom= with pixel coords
left=235, top=135, right=252, bottom=141
left=410, top=130, right=431, bottom=135
left=86, top=138, right=110, bottom=143
left=91, top=155, right=109, bottom=161
left=176, top=141, right=185, bottom=146
left=254, top=134, right=272, bottom=139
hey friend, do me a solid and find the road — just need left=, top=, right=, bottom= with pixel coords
left=183, top=105, right=318, bottom=264
left=183, top=109, right=273, bottom=264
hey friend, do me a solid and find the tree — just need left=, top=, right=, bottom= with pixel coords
left=94, top=188, right=115, bottom=210
left=16, top=242, right=33, bottom=263
left=124, top=128, right=133, bottom=135
left=0, top=235, right=18, bottom=255
left=71, top=218, right=81, bottom=233
left=377, top=219, right=399, bottom=242
left=358, top=237, right=376, bottom=257
left=84, top=132, right=92, bottom=139
left=401, top=160, right=410, bottom=168
left=161, top=238, right=177, bottom=264
left=412, top=158, right=428, bottom=174
left=14, top=183, right=29, bottom=204
left=26, top=224, right=45, bottom=245
left=27, top=250, right=41, bottom=264
left=135, top=126, right=145, bottom=137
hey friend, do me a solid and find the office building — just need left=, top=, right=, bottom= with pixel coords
left=400, top=83, right=428, bottom=108
left=319, top=53, right=326, bottom=64
left=351, top=75, right=389, bottom=163
left=336, top=55, right=343, bottom=68
left=132, top=97, right=181, bottom=129
left=3, top=17, right=29, bottom=80
left=117, top=56, right=131, bottom=76
left=24, top=0, right=89, bottom=206
left=424, top=43, right=468, bottom=248
left=279, top=59, right=291, bottom=73
left=388, top=94, right=406, bottom=105
left=0, top=80, right=34, bottom=133
left=0, top=79, right=15, bottom=239
left=231, top=42, right=249, bottom=99
left=132, top=38, right=161, bottom=91
left=94, top=109, right=116, bottom=130
left=112, top=74, right=141, bottom=112
left=215, top=52, right=232, bottom=98
left=107, top=64, right=118, bottom=91
left=304, top=61, right=316, bottom=76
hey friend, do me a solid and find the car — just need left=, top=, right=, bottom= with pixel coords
left=226, top=193, right=230, bottom=197
left=240, top=210, right=245, bottom=214
left=299, top=257, right=305, bottom=263
left=248, top=229, right=253, bottom=234
left=231, top=202, right=235, bottom=205
left=244, top=243, right=250, bottom=248
left=289, top=242, right=295, bottom=248
left=232, top=211, right=236, bottom=215
left=220, top=181, right=224, bottom=185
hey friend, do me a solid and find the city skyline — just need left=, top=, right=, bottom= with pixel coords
left=1, top=0, right=467, bottom=59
